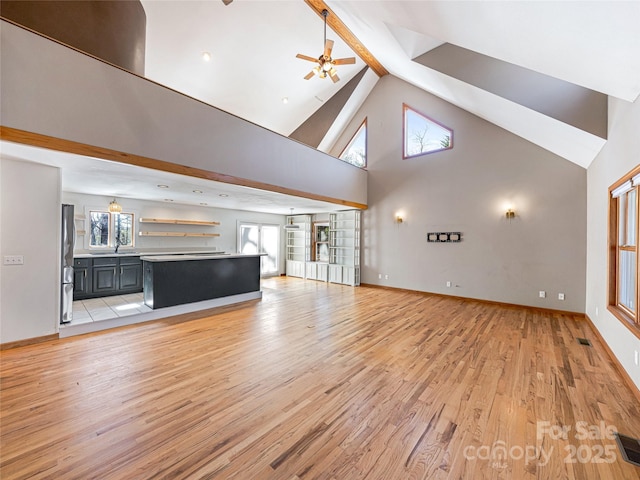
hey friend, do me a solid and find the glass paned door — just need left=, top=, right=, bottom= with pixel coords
left=239, top=224, right=259, bottom=254
left=260, top=225, right=279, bottom=276
left=238, top=222, right=279, bottom=277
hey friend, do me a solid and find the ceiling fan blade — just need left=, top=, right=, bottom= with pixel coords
left=329, top=69, right=340, bottom=83
left=333, top=57, right=356, bottom=65
left=304, top=70, right=316, bottom=80
left=324, top=39, right=334, bottom=58
left=296, top=53, right=319, bottom=63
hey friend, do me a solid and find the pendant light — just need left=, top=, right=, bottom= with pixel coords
left=108, top=198, right=122, bottom=213
left=284, top=208, right=300, bottom=229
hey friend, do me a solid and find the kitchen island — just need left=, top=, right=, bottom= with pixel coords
left=141, top=253, right=263, bottom=309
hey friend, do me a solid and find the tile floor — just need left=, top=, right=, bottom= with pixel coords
left=68, top=293, right=152, bottom=326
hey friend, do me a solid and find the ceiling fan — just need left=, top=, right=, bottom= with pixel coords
left=296, top=9, right=356, bottom=83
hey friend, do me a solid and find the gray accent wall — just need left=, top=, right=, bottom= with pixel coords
left=0, top=0, right=146, bottom=75
left=331, top=75, right=587, bottom=312
left=415, top=44, right=607, bottom=139
left=1, top=21, right=367, bottom=209
left=289, top=68, right=368, bottom=148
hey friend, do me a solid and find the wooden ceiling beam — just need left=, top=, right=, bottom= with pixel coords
left=304, top=0, right=388, bottom=78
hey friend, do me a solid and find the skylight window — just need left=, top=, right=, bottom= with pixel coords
left=403, top=104, right=453, bottom=159
left=339, top=119, right=367, bottom=168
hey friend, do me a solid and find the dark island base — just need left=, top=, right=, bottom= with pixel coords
left=143, top=256, right=260, bottom=309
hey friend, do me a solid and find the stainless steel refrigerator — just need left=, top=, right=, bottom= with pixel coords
left=61, top=204, right=75, bottom=324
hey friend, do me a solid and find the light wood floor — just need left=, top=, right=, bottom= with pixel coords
left=1, top=277, right=639, bottom=479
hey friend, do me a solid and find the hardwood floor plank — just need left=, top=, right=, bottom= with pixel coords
left=1, top=277, right=639, bottom=479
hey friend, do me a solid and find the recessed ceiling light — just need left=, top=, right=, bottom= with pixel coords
left=282, top=97, right=289, bottom=104
left=202, top=51, right=211, bottom=62
left=164, top=198, right=173, bottom=202
left=193, top=189, right=203, bottom=194
left=219, top=193, right=229, bottom=197
left=157, top=184, right=169, bottom=188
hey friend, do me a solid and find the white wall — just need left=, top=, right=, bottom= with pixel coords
left=1, top=158, right=61, bottom=343
left=63, top=192, right=287, bottom=272
left=332, top=75, right=587, bottom=312
left=586, top=96, right=640, bottom=390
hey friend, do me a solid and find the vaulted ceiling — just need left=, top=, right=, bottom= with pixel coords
left=4, top=1, right=639, bottom=213
left=142, top=0, right=640, bottom=169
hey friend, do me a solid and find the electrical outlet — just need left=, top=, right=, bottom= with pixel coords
left=446, top=281, right=452, bottom=287
left=558, top=293, right=565, bottom=300
left=378, top=273, right=382, bottom=279
left=385, top=274, right=389, bottom=280
left=539, top=291, right=546, bottom=298
left=635, top=350, right=639, bottom=367
left=3, top=255, right=24, bottom=265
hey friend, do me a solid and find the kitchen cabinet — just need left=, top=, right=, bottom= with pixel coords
left=73, top=256, right=143, bottom=299
left=92, top=257, right=118, bottom=296
left=73, top=258, right=91, bottom=298
left=142, top=254, right=261, bottom=309
left=119, top=257, right=142, bottom=292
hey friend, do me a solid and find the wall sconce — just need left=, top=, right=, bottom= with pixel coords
left=395, top=212, right=404, bottom=224
left=108, top=198, right=122, bottom=213
left=505, top=208, right=515, bottom=220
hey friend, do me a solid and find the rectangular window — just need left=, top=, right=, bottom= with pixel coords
left=608, top=166, right=640, bottom=337
left=89, top=211, right=134, bottom=248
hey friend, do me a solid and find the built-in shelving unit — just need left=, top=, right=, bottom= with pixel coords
left=286, top=211, right=361, bottom=286
left=328, top=210, right=361, bottom=286
left=285, top=215, right=311, bottom=278
left=74, top=214, right=86, bottom=238
left=138, top=217, right=220, bottom=238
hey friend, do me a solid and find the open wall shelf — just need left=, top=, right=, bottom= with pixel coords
left=138, top=218, right=220, bottom=239
left=139, top=218, right=220, bottom=226
left=139, top=232, right=220, bottom=237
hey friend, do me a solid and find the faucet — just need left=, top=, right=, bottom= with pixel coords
left=115, top=241, right=120, bottom=254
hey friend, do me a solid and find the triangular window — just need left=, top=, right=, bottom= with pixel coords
left=403, top=104, right=453, bottom=159
left=339, top=119, right=367, bottom=168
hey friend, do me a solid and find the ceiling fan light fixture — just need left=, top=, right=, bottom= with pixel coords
left=296, top=8, right=355, bottom=83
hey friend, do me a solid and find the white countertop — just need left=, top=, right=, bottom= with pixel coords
left=74, top=250, right=224, bottom=258
left=141, top=253, right=265, bottom=262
